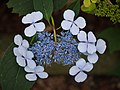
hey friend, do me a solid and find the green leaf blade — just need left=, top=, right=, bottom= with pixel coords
left=53, top=0, right=67, bottom=11
left=99, top=27, right=120, bottom=53
left=0, top=44, right=34, bottom=90
left=7, top=0, right=34, bottom=15
left=33, top=0, right=53, bottom=21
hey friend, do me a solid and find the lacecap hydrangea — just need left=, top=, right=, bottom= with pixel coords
left=13, top=9, right=107, bottom=83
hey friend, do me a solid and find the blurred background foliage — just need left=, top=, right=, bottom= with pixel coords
left=0, top=0, right=120, bottom=90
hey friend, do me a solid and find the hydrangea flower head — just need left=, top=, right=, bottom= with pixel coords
left=69, top=58, right=93, bottom=83
left=61, top=9, right=86, bottom=35
left=22, top=11, right=45, bottom=37
left=12, top=9, right=107, bottom=83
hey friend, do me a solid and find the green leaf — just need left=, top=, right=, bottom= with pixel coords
left=7, top=0, right=34, bottom=15
left=0, top=43, right=34, bottom=90
left=99, top=27, right=120, bottom=53
left=81, top=3, right=96, bottom=13
left=7, top=0, right=53, bottom=21
left=68, top=0, right=80, bottom=17
left=83, top=0, right=91, bottom=7
left=33, top=0, right=53, bottom=21
left=53, top=0, right=67, bottom=11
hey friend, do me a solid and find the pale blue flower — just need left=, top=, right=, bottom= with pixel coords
left=25, top=65, right=48, bottom=81
left=61, top=9, right=86, bottom=35
left=22, top=11, right=45, bottom=37
left=69, top=58, right=93, bottom=83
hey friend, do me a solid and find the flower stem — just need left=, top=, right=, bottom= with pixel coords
left=51, top=16, right=57, bottom=42
left=56, top=26, right=61, bottom=30
left=30, top=35, right=36, bottom=44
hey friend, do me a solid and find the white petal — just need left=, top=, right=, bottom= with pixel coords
left=87, top=53, right=99, bottom=64
left=13, top=47, right=21, bottom=56
left=24, top=25, right=36, bottom=37
left=22, top=13, right=33, bottom=24
left=77, top=31, right=87, bottom=42
left=76, top=58, right=86, bottom=69
left=26, top=51, right=34, bottom=59
left=75, top=72, right=87, bottom=83
left=87, top=43, right=96, bottom=54
left=22, top=39, right=29, bottom=48
left=34, top=22, right=45, bottom=32
left=25, top=74, right=37, bottom=81
left=88, top=31, right=96, bottom=43
left=69, top=66, right=80, bottom=76
left=74, top=17, right=86, bottom=29
left=34, top=66, right=44, bottom=73
left=24, top=66, right=34, bottom=72
left=61, top=20, right=72, bottom=30
left=82, top=62, right=93, bottom=72
left=96, top=39, right=106, bottom=54
left=16, top=56, right=26, bottom=67
left=31, top=11, right=43, bottom=22
left=78, top=43, right=87, bottom=53
left=37, top=72, right=48, bottom=79
left=14, top=34, right=22, bottom=46
left=70, top=24, right=79, bottom=35
left=26, top=59, right=36, bottom=69
left=18, top=46, right=27, bottom=57
left=63, top=9, right=75, bottom=21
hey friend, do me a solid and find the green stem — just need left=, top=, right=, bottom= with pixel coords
left=53, top=27, right=57, bottom=42
left=56, top=26, right=61, bottom=30
left=51, top=16, right=57, bottom=42
left=30, top=35, right=36, bottom=44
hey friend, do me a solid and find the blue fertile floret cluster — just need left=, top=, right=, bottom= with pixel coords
left=29, top=31, right=81, bottom=65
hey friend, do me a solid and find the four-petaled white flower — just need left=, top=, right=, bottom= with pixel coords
left=61, top=9, right=86, bottom=35
left=87, top=39, right=107, bottom=64
left=69, top=58, right=93, bottom=83
left=77, top=31, right=97, bottom=54
left=25, top=65, right=48, bottom=81
left=13, top=34, right=36, bottom=69
left=22, top=11, right=45, bottom=37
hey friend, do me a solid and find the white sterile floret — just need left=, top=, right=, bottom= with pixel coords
left=69, top=58, right=93, bottom=83
left=96, top=39, right=106, bottom=54
left=25, top=65, right=48, bottom=81
left=61, top=9, right=86, bottom=35
left=14, top=34, right=29, bottom=48
left=13, top=46, right=36, bottom=69
left=22, top=11, right=45, bottom=37
left=77, top=31, right=96, bottom=54
left=13, top=35, right=36, bottom=69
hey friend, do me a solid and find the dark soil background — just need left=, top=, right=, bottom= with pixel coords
left=0, top=1, right=120, bottom=90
